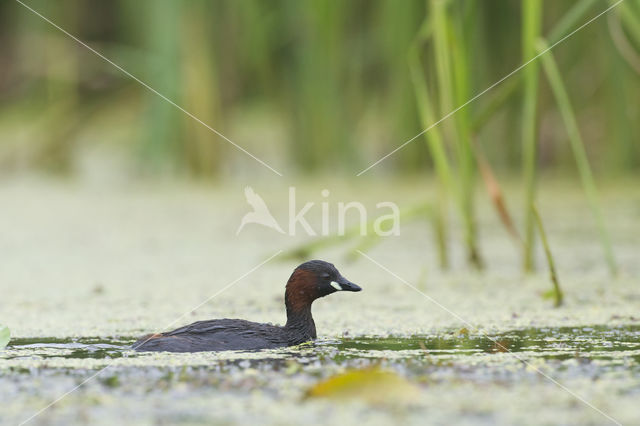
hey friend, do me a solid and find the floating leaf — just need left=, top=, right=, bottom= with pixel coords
left=306, top=367, right=420, bottom=405
left=490, top=339, right=511, bottom=353
left=455, top=327, right=470, bottom=337
left=0, top=325, right=10, bottom=349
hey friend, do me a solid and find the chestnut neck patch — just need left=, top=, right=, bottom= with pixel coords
left=285, top=268, right=319, bottom=313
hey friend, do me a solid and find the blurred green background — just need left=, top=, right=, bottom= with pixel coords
left=1, top=0, right=638, bottom=178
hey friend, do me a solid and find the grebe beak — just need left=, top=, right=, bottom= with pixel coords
left=331, top=275, right=362, bottom=292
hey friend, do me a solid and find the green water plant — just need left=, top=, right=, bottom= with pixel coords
left=409, top=19, right=452, bottom=269
left=0, top=324, right=10, bottom=349
left=141, top=0, right=181, bottom=173
left=521, top=0, right=543, bottom=273
left=431, top=0, right=481, bottom=269
left=615, top=0, right=640, bottom=45
left=406, top=0, right=484, bottom=269
left=533, top=205, right=563, bottom=307
left=537, top=40, right=617, bottom=276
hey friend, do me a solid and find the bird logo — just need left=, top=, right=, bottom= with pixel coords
left=236, top=186, right=285, bottom=235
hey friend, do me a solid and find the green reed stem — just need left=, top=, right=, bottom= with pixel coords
left=547, top=0, right=600, bottom=43
left=141, top=0, right=181, bottom=172
left=181, top=1, right=222, bottom=177
left=538, top=40, right=617, bottom=276
left=409, top=18, right=452, bottom=269
left=431, top=0, right=481, bottom=268
left=521, top=0, right=543, bottom=273
left=471, top=0, right=599, bottom=134
left=615, top=1, right=640, bottom=45
left=450, top=8, right=482, bottom=268
left=533, top=205, right=563, bottom=307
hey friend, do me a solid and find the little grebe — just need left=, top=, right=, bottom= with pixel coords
left=132, top=260, right=361, bottom=352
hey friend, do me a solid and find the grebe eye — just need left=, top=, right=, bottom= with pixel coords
left=321, top=273, right=330, bottom=279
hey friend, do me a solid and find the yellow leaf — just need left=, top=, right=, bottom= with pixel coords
left=306, top=367, right=420, bottom=405
left=455, top=327, right=469, bottom=336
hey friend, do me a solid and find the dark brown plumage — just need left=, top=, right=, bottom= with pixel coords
left=132, top=260, right=361, bottom=352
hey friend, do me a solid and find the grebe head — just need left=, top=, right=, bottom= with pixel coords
left=285, top=260, right=361, bottom=312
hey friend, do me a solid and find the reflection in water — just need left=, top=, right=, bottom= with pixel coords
left=4, top=325, right=639, bottom=364
left=6, top=336, right=134, bottom=360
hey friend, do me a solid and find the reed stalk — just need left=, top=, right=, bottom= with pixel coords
left=409, top=16, right=454, bottom=269
left=521, top=0, right=543, bottom=273
left=615, top=1, right=640, bottom=45
left=431, top=0, right=481, bottom=268
left=180, top=1, right=222, bottom=177
left=141, top=0, right=181, bottom=172
left=450, top=6, right=481, bottom=268
left=471, top=0, right=600, bottom=134
left=537, top=41, right=617, bottom=276
left=533, top=205, right=563, bottom=307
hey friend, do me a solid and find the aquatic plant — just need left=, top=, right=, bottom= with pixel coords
left=521, top=0, right=543, bottom=273
left=2, top=1, right=637, bottom=175
left=1, top=1, right=631, bottom=277
left=537, top=41, right=617, bottom=276
left=533, top=205, right=563, bottom=307
left=306, top=367, right=419, bottom=405
left=0, top=324, right=10, bottom=349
